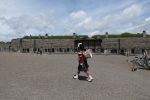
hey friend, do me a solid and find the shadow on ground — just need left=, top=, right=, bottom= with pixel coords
left=78, top=75, right=87, bottom=81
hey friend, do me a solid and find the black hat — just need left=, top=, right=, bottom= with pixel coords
left=77, top=43, right=85, bottom=51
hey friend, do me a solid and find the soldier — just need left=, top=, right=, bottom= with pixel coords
left=73, top=43, right=93, bottom=82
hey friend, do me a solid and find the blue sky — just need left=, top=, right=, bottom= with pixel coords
left=0, top=0, right=150, bottom=41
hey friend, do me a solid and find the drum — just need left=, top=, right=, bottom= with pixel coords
left=84, top=49, right=92, bottom=58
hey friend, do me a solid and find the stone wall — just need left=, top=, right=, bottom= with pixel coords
left=102, top=38, right=150, bottom=54
left=10, top=37, right=150, bottom=54
left=102, top=38, right=119, bottom=49
left=11, top=39, right=21, bottom=52
left=20, top=39, right=74, bottom=53
left=120, top=38, right=150, bottom=49
left=0, top=42, right=10, bottom=52
left=74, top=39, right=102, bottom=52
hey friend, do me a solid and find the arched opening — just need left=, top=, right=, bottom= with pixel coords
left=38, top=48, right=40, bottom=52
left=27, top=48, right=29, bottom=53
left=33, top=48, right=36, bottom=53
left=111, top=49, right=117, bottom=54
left=48, top=48, right=50, bottom=52
left=101, top=49, right=104, bottom=53
left=45, top=49, right=48, bottom=52
left=59, top=48, right=62, bottom=52
left=120, top=49, right=125, bottom=55
left=52, top=48, right=55, bottom=52
left=67, top=48, right=70, bottom=52
left=142, top=49, right=145, bottom=54
left=131, top=49, right=135, bottom=54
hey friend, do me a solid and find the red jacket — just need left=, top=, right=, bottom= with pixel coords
left=78, top=51, right=84, bottom=65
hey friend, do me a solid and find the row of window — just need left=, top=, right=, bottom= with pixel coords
left=21, top=48, right=148, bottom=54
left=22, top=48, right=74, bottom=53
left=0, top=48, right=10, bottom=51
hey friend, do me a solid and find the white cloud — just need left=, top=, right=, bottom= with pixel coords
left=65, top=3, right=144, bottom=36
left=0, top=11, right=56, bottom=41
left=65, top=3, right=149, bottom=36
left=70, top=10, right=87, bottom=20
left=121, top=4, right=143, bottom=20
left=0, top=22, right=14, bottom=35
left=100, top=4, right=143, bottom=27
left=0, top=0, right=150, bottom=41
left=64, top=10, right=92, bottom=34
left=69, top=10, right=99, bottom=32
left=123, top=4, right=142, bottom=15
left=145, top=16, right=150, bottom=22
left=89, top=30, right=100, bottom=37
left=126, top=19, right=150, bottom=33
left=0, top=0, right=24, bottom=18
left=91, top=4, right=144, bottom=33
left=77, top=17, right=93, bottom=29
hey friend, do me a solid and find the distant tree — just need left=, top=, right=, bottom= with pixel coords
left=120, top=32, right=142, bottom=37
left=92, top=35, right=102, bottom=39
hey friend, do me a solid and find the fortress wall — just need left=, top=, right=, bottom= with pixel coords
left=9, top=38, right=150, bottom=54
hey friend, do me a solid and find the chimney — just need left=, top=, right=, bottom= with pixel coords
left=142, top=30, right=147, bottom=38
left=105, top=32, right=108, bottom=38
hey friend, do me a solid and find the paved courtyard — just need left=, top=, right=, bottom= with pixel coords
left=0, top=53, right=150, bottom=100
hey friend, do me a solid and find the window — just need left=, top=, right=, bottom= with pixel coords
left=45, top=49, right=48, bottom=52
left=131, top=49, right=135, bottom=54
left=67, top=48, right=70, bottom=52
left=59, top=48, right=62, bottom=52
left=52, top=48, right=55, bottom=52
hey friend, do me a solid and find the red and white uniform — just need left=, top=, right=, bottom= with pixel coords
left=78, top=51, right=84, bottom=65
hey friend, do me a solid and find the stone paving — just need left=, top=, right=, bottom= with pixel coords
left=0, top=53, right=150, bottom=100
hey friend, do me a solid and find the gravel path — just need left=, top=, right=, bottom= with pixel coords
left=0, top=53, right=150, bottom=100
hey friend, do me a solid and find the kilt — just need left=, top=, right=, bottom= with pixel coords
left=78, top=58, right=89, bottom=71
